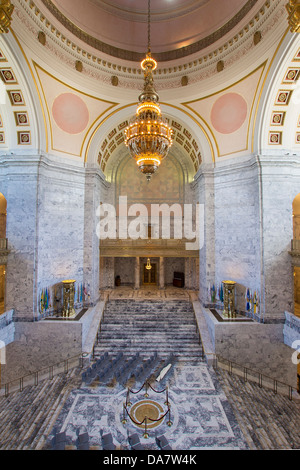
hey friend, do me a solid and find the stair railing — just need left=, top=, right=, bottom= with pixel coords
left=206, top=352, right=297, bottom=401
left=1, top=353, right=86, bottom=397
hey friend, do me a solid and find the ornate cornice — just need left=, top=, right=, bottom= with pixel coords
left=40, top=0, right=260, bottom=63
left=14, top=0, right=284, bottom=90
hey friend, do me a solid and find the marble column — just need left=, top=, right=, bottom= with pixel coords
left=185, top=258, right=191, bottom=289
left=159, top=256, right=165, bottom=289
left=134, top=257, right=140, bottom=290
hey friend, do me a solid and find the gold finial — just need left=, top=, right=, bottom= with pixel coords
left=0, top=0, right=14, bottom=34
left=286, top=0, right=300, bottom=33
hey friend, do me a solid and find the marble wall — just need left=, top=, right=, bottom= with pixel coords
left=1, top=156, right=40, bottom=320
left=114, top=257, right=135, bottom=285
left=195, top=165, right=215, bottom=304
left=195, top=155, right=300, bottom=322
left=1, top=320, right=82, bottom=383
left=36, top=158, right=86, bottom=316
left=0, top=155, right=107, bottom=320
left=260, top=155, right=300, bottom=321
left=213, top=156, right=261, bottom=313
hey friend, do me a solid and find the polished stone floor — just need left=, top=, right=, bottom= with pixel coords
left=101, top=286, right=192, bottom=301
left=48, top=360, right=248, bottom=450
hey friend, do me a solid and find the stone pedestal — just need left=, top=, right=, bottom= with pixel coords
left=62, top=280, right=76, bottom=318
left=222, top=280, right=236, bottom=318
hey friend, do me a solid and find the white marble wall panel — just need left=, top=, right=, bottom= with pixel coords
left=36, top=161, right=85, bottom=311
left=83, top=169, right=107, bottom=305
left=100, top=257, right=115, bottom=289
left=0, top=156, right=40, bottom=319
left=194, top=166, right=215, bottom=304
left=0, top=155, right=108, bottom=320
left=259, top=156, right=300, bottom=321
left=213, top=157, right=261, bottom=313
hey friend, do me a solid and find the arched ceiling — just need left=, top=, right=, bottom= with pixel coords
left=0, top=0, right=299, bottom=178
left=41, top=0, right=259, bottom=61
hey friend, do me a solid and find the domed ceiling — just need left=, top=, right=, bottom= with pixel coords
left=41, top=0, right=260, bottom=61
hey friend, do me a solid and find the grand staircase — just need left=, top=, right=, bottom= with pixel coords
left=93, top=299, right=204, bottom=362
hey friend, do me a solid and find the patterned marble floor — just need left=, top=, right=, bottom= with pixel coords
left=47, top=361, right=248, bottom=450
left=101, top=286, right=193, bottom=301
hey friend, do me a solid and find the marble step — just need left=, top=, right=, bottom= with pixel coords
left=100, top=322, right=196, bottom=328
left=93, top=348, right=204, bottom=360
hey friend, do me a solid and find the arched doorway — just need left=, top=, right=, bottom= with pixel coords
left=293, top=194, right=300, bottom=318
left=0, top=193, right=7, bottom=315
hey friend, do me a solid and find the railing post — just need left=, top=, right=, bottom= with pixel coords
left=259, top=373, right=262, bottom=388
left=20, top=377, right=23, bottom=392
left=34, top=372, right=38, bottom=386
left=243, top=367, right=247, bottom=383
left=274, top=379, right=277, bottom=395
left=144, top=417, right=149, bottom=439
left=5, top=383, right=9, bottom=397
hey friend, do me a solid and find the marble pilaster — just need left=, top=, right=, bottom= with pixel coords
left=134, top=257, right=140, bottom=290
left=159, top=256, right=165, bottom=289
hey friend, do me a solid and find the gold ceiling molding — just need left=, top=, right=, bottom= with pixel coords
left=17, top=0, right=278, bottom=83
left=33, top=62, right=118, bottom=157
left=286, top=0, right=300, bottom=33
left=0, top=0, right=14, bottom=34
left=183, top=62, right=267, bottom=159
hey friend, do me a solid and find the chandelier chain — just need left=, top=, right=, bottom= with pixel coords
left=148, top=0, right=151, bottom=53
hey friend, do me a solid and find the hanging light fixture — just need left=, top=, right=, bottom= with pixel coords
left=146, top=258, right=152, bottom=270
left=124, top=0, right=173, bottom=181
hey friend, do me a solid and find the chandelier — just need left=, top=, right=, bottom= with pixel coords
left=124, top=0, right=173, bottom=181
left=146, top=258, right=152, bottom=270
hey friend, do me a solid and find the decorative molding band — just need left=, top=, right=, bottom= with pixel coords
left=14, top=0, right=283, bottom=89
left=39, top=0, right=260, bottom=63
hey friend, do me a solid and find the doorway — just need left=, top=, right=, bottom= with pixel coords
left=143, top=263, right=157, bottom=285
